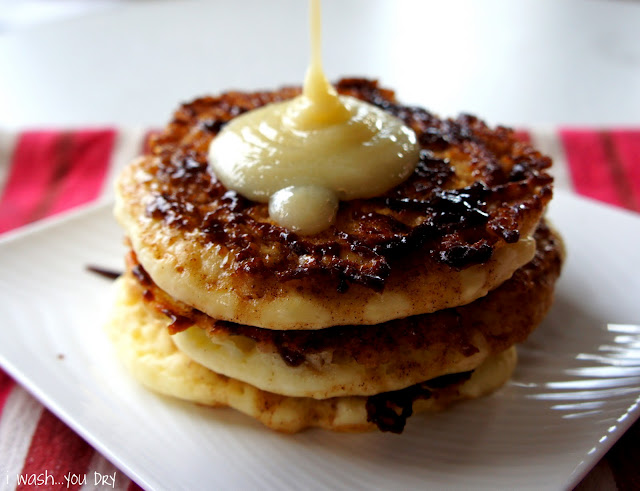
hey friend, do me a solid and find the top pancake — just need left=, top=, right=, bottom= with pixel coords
left=115, top=78, right=553, bottom=330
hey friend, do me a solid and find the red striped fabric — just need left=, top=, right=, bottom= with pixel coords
left=608, top=130, right=640, bottom=211
left=0, top=129, right=116, bottom=234
left=513, top=129, right=531, bottom=143
left=128, top=481, right=144, bottom=491
left=560, top=129, right=639, bottom=212
left=47, top=129, right=116, bottom=216
left=16, top=409, right=95, bottom=491
left=0, top=131, right=65, bottom=234
left=0, top=369, right=14, bottom=416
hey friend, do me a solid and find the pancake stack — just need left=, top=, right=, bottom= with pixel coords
left=109, top=78, right=564, bottom=433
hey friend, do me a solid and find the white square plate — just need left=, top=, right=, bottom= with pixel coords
left=1, top=191, right=639, bottom=490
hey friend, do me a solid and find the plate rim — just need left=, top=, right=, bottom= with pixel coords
left=1, top=190, right=639, bottom=491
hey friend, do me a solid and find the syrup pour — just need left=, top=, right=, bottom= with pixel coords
left=208, top=0, right=420, bottom=235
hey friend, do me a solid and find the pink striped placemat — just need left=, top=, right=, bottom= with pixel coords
left=0, top=128, right=638, bottom=490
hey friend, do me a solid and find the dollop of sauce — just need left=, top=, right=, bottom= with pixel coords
left=269, top=185, right=338, bottom=235
left=208, top=0, right=420, bottom=234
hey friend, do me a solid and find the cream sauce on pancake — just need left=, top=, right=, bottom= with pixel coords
left=208, top=0, right=420, bottom=234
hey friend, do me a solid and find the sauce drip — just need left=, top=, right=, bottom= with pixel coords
left=86, top=265, right=122, bottom=280
left=294, top=0, right=350, bottom=129
left=365, top=371, right=473, bottom=433
left=208, top=0, right=420, bottom=235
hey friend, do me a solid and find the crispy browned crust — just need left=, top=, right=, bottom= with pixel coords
left=142, top=78, right=553, bottom=291
left=128, top=220, right=563, bottom=369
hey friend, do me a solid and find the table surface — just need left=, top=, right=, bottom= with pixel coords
left=1, top=0, right=640, bottom=129
left=0, top=1, right=639, bottom=490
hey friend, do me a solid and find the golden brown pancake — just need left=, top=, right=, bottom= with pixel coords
left=114, top=78, right=553, bottom=330
left=123, top=221, right=563, bottom=399
left=109, top=78, right=563, bottom=433
left=105, top=274, right=518, bottom=433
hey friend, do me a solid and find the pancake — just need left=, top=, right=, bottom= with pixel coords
left=114, top=78, right=553, bottom=330
left=105, top=273, right=517, bottom=433
left=125, top=221, right=563, bottom=399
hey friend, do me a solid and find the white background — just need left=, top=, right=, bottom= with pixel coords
left=0, top=0, right=639, bottom=129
